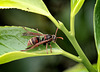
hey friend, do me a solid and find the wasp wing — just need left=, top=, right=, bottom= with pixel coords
left=22, top=32, right=45, bottom=36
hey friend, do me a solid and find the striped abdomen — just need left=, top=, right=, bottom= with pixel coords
left=27, top=37, right=40, bottom=46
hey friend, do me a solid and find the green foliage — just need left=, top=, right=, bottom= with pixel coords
left=0, top=26, right=63, bottom=64
left=0, top=0, right=50, bottom=16
left=71, top=0, right=85, bottom=16
left=64, top=64, right=97, bottom=72
left=94, top=0, right=100, bottom=71
left=64, top=64, right=88, bottom=72
left=0, top=0, right=97, bottom=72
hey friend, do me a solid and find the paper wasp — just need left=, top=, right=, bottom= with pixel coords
left=21, top=27, right=63, bottom=54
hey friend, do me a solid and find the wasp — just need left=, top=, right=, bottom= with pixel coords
left=21, top=27, right=63, bottom=54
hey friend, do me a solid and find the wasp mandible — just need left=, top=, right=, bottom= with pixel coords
left=21, top=27, right=63, bottom=54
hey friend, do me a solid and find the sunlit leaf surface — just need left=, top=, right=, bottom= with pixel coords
left=0, top=0, right=50, bottom=16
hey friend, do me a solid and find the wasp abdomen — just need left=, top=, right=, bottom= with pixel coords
left=27, top=37, right=40, bottom=46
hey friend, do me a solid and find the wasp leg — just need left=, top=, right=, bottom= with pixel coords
left=36, top=28, right=38, bottom=33
left=23, top=27, right=31, bottom=33
left=21, top=45, right=36, bottom=51
left=21, top=49, right=29, bottom=51
left=46, top=43, right=48, bottom=54
left=36, top=28, right=40, bottom=38
left=52, top=41, right=56, bottom=43
left=21, top=47, right=31, bottom=51
left=49, top=44, right=52, bottom=53
left=23, top=27, right=35, bottom=35
left=55, top=28, right=58, bottom=36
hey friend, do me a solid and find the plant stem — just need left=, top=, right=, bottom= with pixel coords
left=60, top=25, right=97, bottom=72
left=48, top=14, right=81, bottom=61
left=97, top=52, right=100, bottom=72
left=70, top=15, right=75, bottom=35
left=62, top=50, right=82, bottom=62
left=48, top=14, right=60, bottom=29
left=47, top=14, right=97, bottom=72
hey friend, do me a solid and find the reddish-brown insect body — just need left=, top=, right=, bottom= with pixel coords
left=21, top=27, right=63, bottom=54
left=27, top=37, right=40, bottom=46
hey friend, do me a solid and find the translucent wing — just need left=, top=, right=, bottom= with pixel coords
left=22, top=32, right=44, bottom=36
left=23, top=27, right=45, bottom=36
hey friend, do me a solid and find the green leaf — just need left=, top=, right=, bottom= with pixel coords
left=97, top=54, right=100, bottom=72
left=71, top=0, right=85, bottom=16
left=94, top=0, right=100, bottom=54
left=94, top=0, right=100, bottom=71
left=63, top=64, right=97, bottom=72
left=0, top=26, right=63, bottom=64
left=0, top=0, right=50, bottom=16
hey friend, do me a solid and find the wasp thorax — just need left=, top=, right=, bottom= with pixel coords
left=46, top=34, right=52, bottom=39
left=52, top=35, right=56, bottom=41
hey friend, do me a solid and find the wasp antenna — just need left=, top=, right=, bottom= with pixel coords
left=55, top=28, right=58, bottom=36
left=56, top=37, right=63, bottom=40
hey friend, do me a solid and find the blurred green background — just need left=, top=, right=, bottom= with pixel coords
left=0, top=0, right=97, bottom=72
